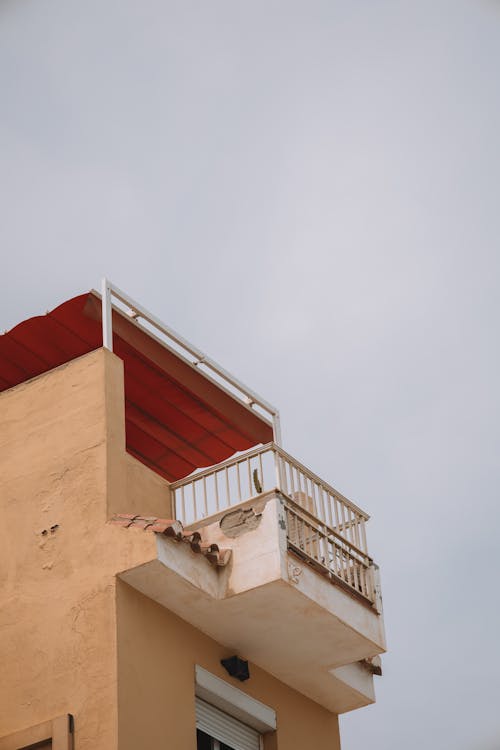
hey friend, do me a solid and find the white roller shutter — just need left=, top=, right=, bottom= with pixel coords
left=195, top=697, right=261, bottom=750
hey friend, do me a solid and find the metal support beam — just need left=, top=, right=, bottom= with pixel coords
left=101, top=277, right=113, bottom=351
left=98, top=278, right=282, bottom=443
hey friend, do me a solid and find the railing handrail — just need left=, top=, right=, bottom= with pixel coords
left=171, top=442, right=370, bottom=521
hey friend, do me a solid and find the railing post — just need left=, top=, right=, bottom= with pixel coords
left=101, top=277, right=113, bottom=351
left=272, top=413, right=282, bottom=446
left=273, top=446, right=282, bottom=493
left=171, top=487, right=177, bottom=522
left=371, top=564, right=383, bottom=613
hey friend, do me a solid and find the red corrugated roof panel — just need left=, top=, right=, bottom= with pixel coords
left=0, top=291, right=273, bottom=481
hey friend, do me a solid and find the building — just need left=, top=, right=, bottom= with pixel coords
left=0, top=280, right=386, bottom=750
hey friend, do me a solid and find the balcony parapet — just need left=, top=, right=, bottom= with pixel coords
left=171, top=443, right=379, bottom=609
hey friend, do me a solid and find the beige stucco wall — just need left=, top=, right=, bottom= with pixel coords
left=116, top=580, right=341, bottom=750
left=0, top=349, right=160, bottom=747
left=125, top=452, right=173, bottom=518
left=0, top=347, right=340, bottom=750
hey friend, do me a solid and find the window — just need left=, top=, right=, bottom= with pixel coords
left=197, top=727, right=241, bottom=750
left=195, top=698, right=261, bottom=750
left=194, top=666, right=276, bottom=750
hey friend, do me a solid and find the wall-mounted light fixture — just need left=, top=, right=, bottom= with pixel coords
left=221, top=656, right=250, bottom=682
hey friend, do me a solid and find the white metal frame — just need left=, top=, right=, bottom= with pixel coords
left=99, top=278, right=282, bottom=444
left=195, top=666, right=276, bottom=734
left=0, top=714, right=73, bottom=750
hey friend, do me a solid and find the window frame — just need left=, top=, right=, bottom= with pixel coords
left=195, top=666, right=276, bottom=734
left=195, top=666, right=276, bottom=750
left=197, top=727, right=232, bottom=750
left=0, top=715, right=73, bottom=750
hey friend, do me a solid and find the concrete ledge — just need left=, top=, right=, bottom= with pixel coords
left=119, top=495, right=386, bottom=714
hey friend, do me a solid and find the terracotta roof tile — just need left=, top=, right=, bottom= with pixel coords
left=109, top=514, right=231, bottom=568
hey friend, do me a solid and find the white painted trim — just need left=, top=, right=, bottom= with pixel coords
left=195, top=665, right=277, bottom=733
left=101, top=277, right=113, bottom=351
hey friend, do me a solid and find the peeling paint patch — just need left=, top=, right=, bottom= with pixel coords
left=219, top=508, right=262, bottom=538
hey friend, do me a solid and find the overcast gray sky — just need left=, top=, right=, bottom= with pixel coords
left=1, top=1, right=499, bottom=748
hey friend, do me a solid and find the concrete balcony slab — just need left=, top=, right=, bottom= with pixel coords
left=118, top=494, right=385, bottom=714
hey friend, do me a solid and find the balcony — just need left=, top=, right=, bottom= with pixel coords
left=120, top=443, right=386, bottom=714
left=171, top=443, right=380, bottom=610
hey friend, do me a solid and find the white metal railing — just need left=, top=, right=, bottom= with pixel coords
left=276, top=445, right=370, bottom=554
left=170, top=443, right=276, bottom=527
left=285, top=502, right=375, bottom=603
left=98, top=278, right=282, bottom=443
left=170, top=442, right=376, bottom=604
left=171, top=442, right=370, bottom=555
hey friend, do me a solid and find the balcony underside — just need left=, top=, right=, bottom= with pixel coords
left=118, top=495, right=385, bottom=714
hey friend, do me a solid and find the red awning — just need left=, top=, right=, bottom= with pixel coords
left=0, top=292, right=273, bottom=480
